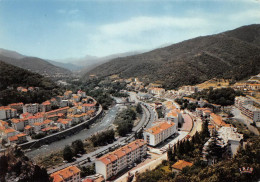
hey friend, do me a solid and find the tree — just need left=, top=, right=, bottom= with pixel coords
left=32, top=165, right=50, bottom=182
left=63, top=145, right=73, bottom=162
left=0, top=155, right=8, bottom=181
left=136, top=103, right=143, bottom=114
left=206, top=132, right=226, bottom=164
left=201, top=120, right=210, bottom=139
left=71, top=140, right=85, bottom=155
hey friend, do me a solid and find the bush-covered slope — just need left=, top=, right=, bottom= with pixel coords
left=84, top=24, right=260, bottom=89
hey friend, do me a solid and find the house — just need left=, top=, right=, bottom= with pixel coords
left=0, top=107, right=17, bottom=119
left=33, top=122, right=46, bottom=133
left=148, top=87, right=165, bottom=96
left=7, top=133, right=27, bottom=144
left=95, top=139, right=147, bottom=180
left=72, top=95, right=81, bottom=102
left=11, top=119, right=26, bottom=131
left=41, top=101, right=52, bottom=112
left=82, top=174, right=105, bottom=182
left=77, top=90, right=86, bottom=97
left=143, top=121, right=177, bottom=146
left=196, top=108, right=212, bottom=117
left=171, top=160, right=193, bottom=172
left=45, top=107, right=69, bottom=117
left=210, top=113, right=227, bottom=128
left=82, top=103, right=96, bottom=112
left=1, top=128, right=17, bottom=139
left=51, top=165, right=81, bottom=182
left=28, top=113, right=44, bottom=125
left=57, top=118, right=72, bottom=129
left=137, top=92, right=152, bottom=100
left=60, top=100, right=69, bottom=107
left=41, top=126, right=59, bottom=134
left=24, top=125, right=34, bottom=135
left=63, top=90, right=73, bottom=99
left=8, top=102, right=24, bottom=111
left=23, top=103, right=39, bottom=114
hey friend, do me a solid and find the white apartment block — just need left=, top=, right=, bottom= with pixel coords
left=143, top=121, right=177, bottom=146
left=95, top=139, right=147, bottom=180
left=0, top=107, right=17, bottom=120
left=23, top=103, right=39, bottom=114
left=235, top=96, right=260, bottom=123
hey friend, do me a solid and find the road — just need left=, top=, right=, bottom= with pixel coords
left=115, top=131, right=189, bottom=182
left=47, top=95, right=154, bottom=174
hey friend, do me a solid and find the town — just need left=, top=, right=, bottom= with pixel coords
left=1, top=73, right=259, bottom=182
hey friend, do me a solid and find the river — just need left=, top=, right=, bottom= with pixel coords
left=26, top=104, right=123, bottom=159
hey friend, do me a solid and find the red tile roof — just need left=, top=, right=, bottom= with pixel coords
left=172, top=160, right=193, bottom=170
left=97, top=139, right=146, bottom=165
left=51, top=166, right=81, bottom=182
left=145, top=121, right=175, bottom=135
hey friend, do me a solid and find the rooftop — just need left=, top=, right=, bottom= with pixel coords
left=145, top=121, right=175, bottom=135
left=97, top=139, right=146, bottom=165
left=51, top=166, right=81, bottom=182
left=172, top=160, right=193, bottom=170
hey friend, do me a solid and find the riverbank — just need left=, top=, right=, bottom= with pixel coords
left=25, top=104, right=122, bottom=159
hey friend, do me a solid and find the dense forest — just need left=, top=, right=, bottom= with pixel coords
left=190, top=87, right=244, bottom=106
left=0, top=61, right=63, bottom=106
left=85, top=24, right=260, bottom=89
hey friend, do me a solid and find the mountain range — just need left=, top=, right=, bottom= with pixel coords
left=0, top=48, right=142, bottom=76
left=84, top=24, right=260, bottom=89
left=0, top=48, right=72, bottom=78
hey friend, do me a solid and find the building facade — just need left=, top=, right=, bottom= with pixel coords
left=143, top=121, right=177, bottom=146
left=95, top=139, right=147, bottom=180
left=235, top=96, right=260, bottom=123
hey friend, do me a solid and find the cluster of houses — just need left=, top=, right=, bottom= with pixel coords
left=0, top=90, right=97, bottom=146
left=17, top=86, right=39, bottom=92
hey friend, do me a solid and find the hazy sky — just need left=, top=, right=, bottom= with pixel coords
left=0, top=0, right=259, bottom=61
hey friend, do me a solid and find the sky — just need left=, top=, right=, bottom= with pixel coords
left=0, top=0, right=259, bottom=62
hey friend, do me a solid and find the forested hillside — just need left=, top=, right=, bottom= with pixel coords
left=0, top=61, right=63, bottom=105
left=85, top=24, right=260, bottom=89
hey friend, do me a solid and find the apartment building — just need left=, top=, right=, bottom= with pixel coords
left=95, top=139, right=147, bottom=180
left=143, top=121, right=177, bottom=146
left=23, top=103, right=39, bottom=114
left=51, top=165, right=81, bottom=182
left=235, top=96, right=260, bottom=123
left=0, top=107, right=17, bottom=120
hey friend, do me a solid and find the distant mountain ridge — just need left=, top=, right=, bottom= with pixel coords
left=0, top=48, right=72, bottom=78
left=54, top=51, right=143, bottom=74
left=84, top=24, right=260, bottom=89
